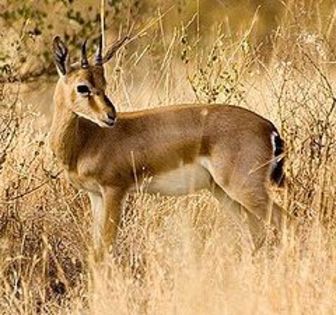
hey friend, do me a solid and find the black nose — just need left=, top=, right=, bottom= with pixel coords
left=105, top=112, right=116, bottom=127
left=107, top=112, right=115, bottom=120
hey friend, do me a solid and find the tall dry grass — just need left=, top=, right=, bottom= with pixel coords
left=0, top=4, right=336, bottom=315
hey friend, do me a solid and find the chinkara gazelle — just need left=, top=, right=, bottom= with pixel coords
left=49, top=35, right=287, bottom=260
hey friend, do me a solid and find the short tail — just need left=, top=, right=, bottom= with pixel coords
left=270, top=129, right=285, bottom=187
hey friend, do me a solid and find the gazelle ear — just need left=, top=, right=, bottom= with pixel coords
left=101, top=36, right=129, bottom=65
left=52, top=36, right=70, bottom=77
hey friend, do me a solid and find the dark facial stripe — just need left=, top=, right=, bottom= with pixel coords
left=103, top=94, right=115, bottom=110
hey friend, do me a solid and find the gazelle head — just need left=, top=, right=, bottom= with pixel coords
left=52, top=35, right=128, bottom=128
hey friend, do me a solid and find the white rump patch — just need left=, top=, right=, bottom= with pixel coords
left=270, top=131, right=281, bottom=168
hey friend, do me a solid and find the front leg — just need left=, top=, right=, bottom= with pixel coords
left=88, top=191, right=104, bottom=252
left=100, top=187, right=126, bottom=260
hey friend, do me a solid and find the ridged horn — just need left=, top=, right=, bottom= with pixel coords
left=95, top=35, right=103, bottom=65
left=81, top=39, right=89, bottom=69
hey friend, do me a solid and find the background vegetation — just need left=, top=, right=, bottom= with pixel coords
left=0, top=0, right=336, bottom=314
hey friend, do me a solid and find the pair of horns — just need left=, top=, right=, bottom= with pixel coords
left=81, top=35, right=129, bottom=69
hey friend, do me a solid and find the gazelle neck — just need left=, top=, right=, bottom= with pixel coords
left=49, top=80, right=82, bottom=169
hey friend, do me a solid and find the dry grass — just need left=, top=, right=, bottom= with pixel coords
left=1, top=5, right=336, bottom=315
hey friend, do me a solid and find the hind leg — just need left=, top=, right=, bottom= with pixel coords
left=243, top=209, right=268, bottom=249
left=234, top=184, right=283, bottom=230
left=227, top=175, right=285, bottom=233
left=212, top=184, right=264, bottom=250
left=213, top=178, right=285, bottom=251
left=206, top=154, right=285, bottom=233
left=212, top=184, right=244, bottom=222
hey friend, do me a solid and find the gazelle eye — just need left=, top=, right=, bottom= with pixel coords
left=76, top=84, right=90, bottom=95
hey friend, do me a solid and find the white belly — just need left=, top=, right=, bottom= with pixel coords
left=137, top=161, right=212, bottom=196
